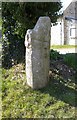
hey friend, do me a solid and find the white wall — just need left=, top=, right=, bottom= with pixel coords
left=51, top=17, right=77, bottom=46
left=51, top=18, right=64, bottom=45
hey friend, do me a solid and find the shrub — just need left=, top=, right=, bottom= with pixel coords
left=50, top=49, right=63, bottom=61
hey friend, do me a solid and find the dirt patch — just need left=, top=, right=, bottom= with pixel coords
left=50, top=59, right=76, bottom=82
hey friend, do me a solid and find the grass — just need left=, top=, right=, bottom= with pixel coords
left=2, top=51, right=77, bottom=118
left=51, top=45, right=77, bottom=49
left=50, top=49, right=77, bottom=70
left=63, top=53, right=77, bottom=71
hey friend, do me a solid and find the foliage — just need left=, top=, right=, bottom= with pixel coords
left=63, top=53, right=77, bottom=71
left=2, top=62, right=77, bottom=118
left=50, top=49, right=63, bottom=60
left=50, top=49, right=77, bottom=71
left=2, top=2, right=62, bottom=68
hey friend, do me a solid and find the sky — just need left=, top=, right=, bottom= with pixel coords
left=60, top=0, right=73, bottom=11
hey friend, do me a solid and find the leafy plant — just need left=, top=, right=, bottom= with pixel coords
left=50, top=49, right=63, bottom=60
left=2, top=2, right=62, bottom=68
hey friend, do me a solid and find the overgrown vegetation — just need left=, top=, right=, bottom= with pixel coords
left=2, top=51, right=77, bottom=118
left=2, top=2, right=62, bottom=69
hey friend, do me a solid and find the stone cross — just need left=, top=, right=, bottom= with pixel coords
left=25, top=17, right=51, bottom=89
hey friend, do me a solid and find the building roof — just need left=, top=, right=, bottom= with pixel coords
left=63, top=1, right=77, bottom=19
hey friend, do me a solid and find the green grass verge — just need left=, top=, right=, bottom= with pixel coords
left=51, top=45, right=77, bottom=49
left=63, top=53, right=77, bottom=71
left=2, top=63, right=77, bottom=118
left=50, top=49, right=77, bottom=71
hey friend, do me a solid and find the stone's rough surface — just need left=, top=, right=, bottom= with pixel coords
left=25, top=17, right=51, bottom=89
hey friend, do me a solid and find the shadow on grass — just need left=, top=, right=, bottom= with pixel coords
left=39, top=76, right=77, bottom=107
left=40, top=51, right=77, bottom=107
left=2, top=49, right=77, bottom=108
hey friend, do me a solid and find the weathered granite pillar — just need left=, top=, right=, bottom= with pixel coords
left=25, top=17, right=51, bottom=89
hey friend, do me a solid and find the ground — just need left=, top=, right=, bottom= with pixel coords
left=2, top=50, right=77, bottom=118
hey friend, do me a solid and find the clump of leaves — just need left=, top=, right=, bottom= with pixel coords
left=2, top=2, right=62, bottom=68
left=50, top=49, right=63, bottom=61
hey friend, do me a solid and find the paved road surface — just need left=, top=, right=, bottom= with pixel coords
left=53, top=48, right=77, bottom=54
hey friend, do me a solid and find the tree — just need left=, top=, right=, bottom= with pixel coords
left=2, top=2, right=62, bottom=68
